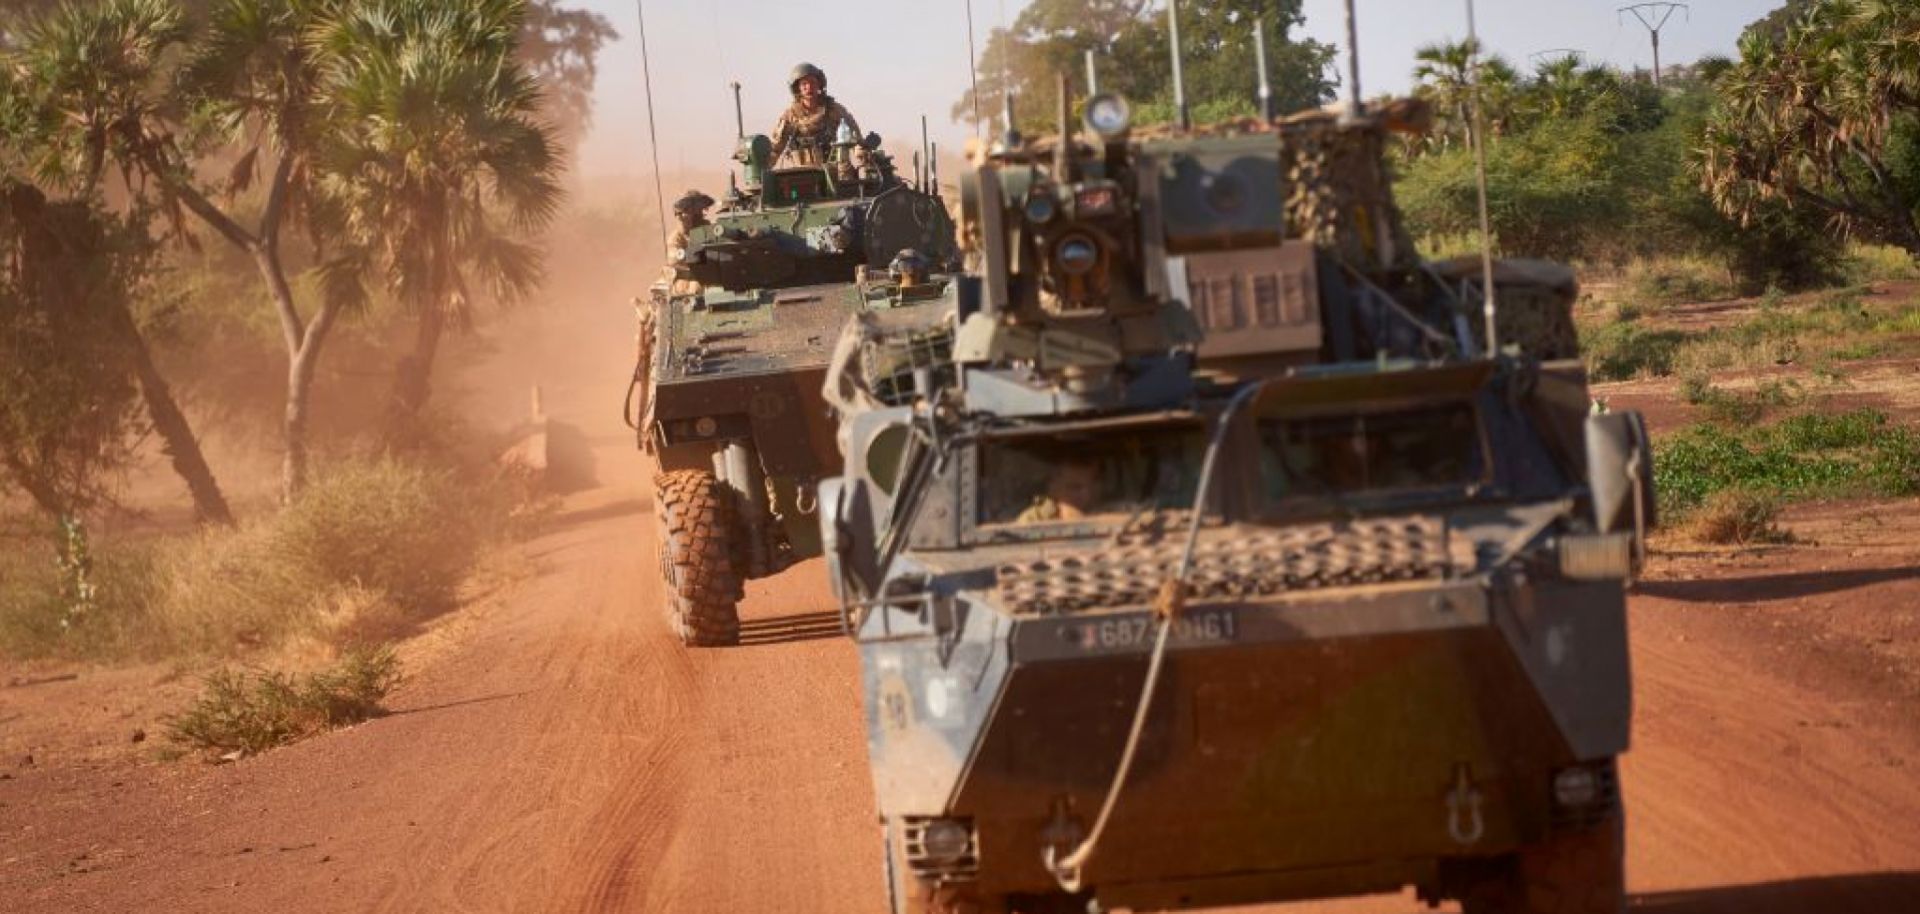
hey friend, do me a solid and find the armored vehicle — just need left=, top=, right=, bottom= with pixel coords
left=628, top=114, right=958, bottom=646
left=817, top=87, right=1654, bottom=914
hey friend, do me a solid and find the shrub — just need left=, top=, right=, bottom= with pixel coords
left=156, top=457, right=486, bottom=655
left=165, top=647, right=402, bottom=759
left=1581, top=321, right=1688, bottom=381
left=1691, top=488, right=1789, bottom=545
left=1844, top=243, right=1920, bottom=283
left=3, top=455, right=503, bottom=661
left=1623, top=256, right=1735, bottom=305
left=1655, top=409, right=1920, bottom=515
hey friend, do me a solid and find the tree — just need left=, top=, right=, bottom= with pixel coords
left=518, top=0, right=617, bottom=160
left=1700, top=1, right=1920, bottom=258
left=951, top=0, right=1334, bottom=133
left=160, top=0, right=353, bottom=502
left=1410, top=39, right=1516, bottom=152
left=6, top=0, right=234, bottom=525
left=0, top=181, right=148, bottom=519
left=311, top=0, right=562, bottom=429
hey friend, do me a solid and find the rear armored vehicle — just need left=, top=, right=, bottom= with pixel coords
left=629, top=96, right=958, bottom=646
left=818, top=80, right=1654, bottom=914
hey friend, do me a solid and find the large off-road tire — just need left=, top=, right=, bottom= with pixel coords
left=1461, top=815, right=1626, bottom=914
left=653, top=469, right=743, bottom=646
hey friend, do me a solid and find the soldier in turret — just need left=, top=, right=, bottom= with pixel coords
left=769, top=62, right=863, bottom=167
left=668, top=189, right=715, bottom=260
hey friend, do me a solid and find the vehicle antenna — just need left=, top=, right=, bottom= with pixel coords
left=1168, top=0, right=1190, bottom=131
left=1618, top=3, right=1688, bottom=88
left=1054, top=72, right=1074, bottom=182
left=634, top=0, right=669, bottom=257
left=1465, top=0, right=1498, bottom=354
left=921, top=114, right=933, bottom=191
left=964, top=0, right=983, bottom=135
left=929, top=141, right=939, bottom=197
left=913, top=150, right=924, bottom=192
left=1341, top=0, right=1364, bottom=121
left=729, top=81, right=744, bottom=138
left=1253, top=18, right=1275, bottom=122
left=1085, top=48, right=1098, bottom=95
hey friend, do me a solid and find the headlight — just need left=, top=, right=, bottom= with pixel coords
left=1055, top=235, right=1099, bottom=275
left=1084, top=92, right=1131, bottom=139
left=1024, top=192, right=1058, bottom=224
left=918, top=819, right=973, bottom=865
left=693, top=416, right=719, bottom=438
left=1553, top=766, right=1599, bottom=807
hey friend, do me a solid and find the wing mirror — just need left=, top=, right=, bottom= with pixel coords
left=1584, top=410, right=1656, bottom=570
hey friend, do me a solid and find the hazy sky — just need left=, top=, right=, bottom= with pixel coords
left=575, top=0, right=1786, bottom=182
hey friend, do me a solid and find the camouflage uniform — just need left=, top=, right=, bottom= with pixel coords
left=1014, top=496, right=1085, bottom=525
left=771, top=98, right=862, bottom=166
left=769, top=63, right=862, bottom=167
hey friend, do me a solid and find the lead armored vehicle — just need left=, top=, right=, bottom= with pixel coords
left=629, top=112, right=958, bottom=646
left=817, top=87, right=1654, bottom=914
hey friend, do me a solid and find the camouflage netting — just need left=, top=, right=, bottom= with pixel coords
left=1431, top=257, right=1584, bottom=361
left=1277, top=102, right=1424, bottom=276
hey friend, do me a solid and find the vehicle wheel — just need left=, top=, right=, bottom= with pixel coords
left=1461, top=815, right=1626, bottom=914
left=653, top=469, right=743, bottom=646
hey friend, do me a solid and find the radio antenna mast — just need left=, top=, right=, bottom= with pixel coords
left=1619, top=3, right=1688, bottom=88
left=963, top=0, right=982, bottom=134
left=1168, top=0, right=1190, bottom=131
left=635, top=0, right=669, bottom=257
left=1465, top=0, right=1498, bottom=355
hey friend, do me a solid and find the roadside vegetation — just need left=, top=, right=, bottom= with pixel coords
left=1, top=0, right=613, bottom=757
left=166, top=646, right=403, bottom=760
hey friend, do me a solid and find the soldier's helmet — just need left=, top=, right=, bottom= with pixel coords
left=672, top=189, right=715, bottom=216
left=788, top=62, right=826, bottom=95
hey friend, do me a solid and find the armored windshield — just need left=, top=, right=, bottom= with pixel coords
left=1258, top=403, right=1488, bottom=505
left=978, top=421, right=1208, bottom=527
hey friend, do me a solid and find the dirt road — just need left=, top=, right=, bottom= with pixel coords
left=6, top=301, right=1920, bottom=912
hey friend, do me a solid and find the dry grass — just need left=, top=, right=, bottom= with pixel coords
left=1619, top=255, right=1738, bottom=308
left=1845, top=243, right=1920, bottom=284
left=1, top=456, right=511, bottom=662
left=164, top=646, right=403, bottom=760
left=1690, top=488, right=1791, bottom=546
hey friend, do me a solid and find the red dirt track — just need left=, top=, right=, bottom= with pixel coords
left=5, top=301, right=1920, bottom=913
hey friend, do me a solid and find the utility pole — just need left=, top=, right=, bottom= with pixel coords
left=1619, top=3, right=1688, bottom=88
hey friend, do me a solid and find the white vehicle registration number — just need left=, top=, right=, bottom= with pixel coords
left=1069, top=609, right=1238, bottom=653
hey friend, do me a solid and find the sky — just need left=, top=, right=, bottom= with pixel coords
left=573, top=0, right=1788, bottom=183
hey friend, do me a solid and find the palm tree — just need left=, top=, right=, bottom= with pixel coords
left=310, top=0, right=562, bottom=429
left=7, top=0, right=234, bottom=526
left=1412, top=38, right=1517, bottom=151
left=1700, top=1, right=1920, bottom=257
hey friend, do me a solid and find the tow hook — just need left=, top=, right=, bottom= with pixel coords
left=1446, top=763, right=1485, bottom=846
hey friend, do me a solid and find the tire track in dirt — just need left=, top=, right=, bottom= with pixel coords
left=564, top=512, right=703, bottom=914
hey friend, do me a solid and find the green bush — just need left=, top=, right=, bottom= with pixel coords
left=165, top=647, right=402, bottom=760
left=1655, top=408, right=1920, bottom=515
